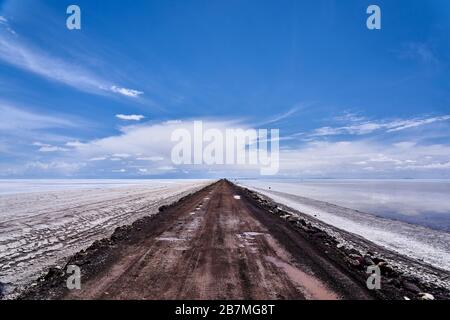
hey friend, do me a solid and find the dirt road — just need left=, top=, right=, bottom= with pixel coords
left=29, top=180, right=370, bottom=300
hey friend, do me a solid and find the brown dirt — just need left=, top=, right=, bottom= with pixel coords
left=21, top=180, right=381, bottom=300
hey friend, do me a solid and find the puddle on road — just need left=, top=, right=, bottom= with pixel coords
left=243, top=232, right=263, bottom=238
left=155, top=215, right=202, bottom=249
left=155, top=236, right=190, bottom=251
left=236, top=232, right=265, bottom=253
left=236, top=232, right=264, bottom=242
left=156, top=237, right=184, bottom=242
left=265, top=256, right=339, bottom=300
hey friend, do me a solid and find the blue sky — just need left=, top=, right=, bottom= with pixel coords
left=0, top=0, right=449, bottom=178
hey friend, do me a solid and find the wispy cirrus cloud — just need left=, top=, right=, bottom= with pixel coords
left=0, top=32, right=143, bottom=98
left=311, top=115, right=450, bottom=137
left=32, top=142, right=68, bottom=153
left=116, top=114, right=145, bottom=121
left=0, top=103, right=75, bottom=131
left=396, top=42, right=440, bottom=65
left=386, top=116, right=450, bottom=132
left=261, top=106, right=300, bottom=125
left=0, top=102, right=83, bottom=157
left=333, top=111, right=366, bottom=123
left=137, top=156, right=164, bottom=161
left=258, top=103, right=312, bottom=126
left=0, top=15, right=16, bottom=35
left=110, top=87, right=143, bottom=98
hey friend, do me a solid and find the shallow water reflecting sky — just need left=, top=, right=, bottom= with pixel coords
left=242, top=179, right=450, bottom=232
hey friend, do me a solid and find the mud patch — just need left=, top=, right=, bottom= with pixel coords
left=266, top=255, right=339, bottom=300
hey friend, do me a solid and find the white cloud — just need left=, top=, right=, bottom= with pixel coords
left=0, top=103, right=91, bottom=161
left=164, top=120, right=182, bottom=125
left=116, top=114, right=145, bottom=121
left=157, top=166, right=176, bottom=171
left=25, top=161, right=86, bottom=175
left=111, top=153, right=131, bottom=158
left=62, top=119, right=446, bottom=177
left=0, top=37, right=103, bottom=93
left=136, top=156, right=164, bottom=161
left=63, top=119, right=264, bottom=175
left=278, top=140, right=450, bottom=178
left=4, top=114, right=450, bottom=178
left=398, top=161, right=450, bottom=170
left=32, top=142, right=68, bottom=152
left=110, top=86, right=144, bottom=98
left=334, top=112, right=366, bottom=122
left=0, top=15, right=16, bottom=35
left=72, top=119, right=244, bottom=159
left=32, top=142, right=48, bottom=147
left=0, top=103, right=83, bottom=157
left=66, top=141, right=85, bottom=148
left=386, top=116, right=450, bottom=132
left=260, top=106, right=302, bottom=125
left=312, top=115, right=450, bottom=136
left=38, top=146, right=68, bottom=152
left=393, top=142, right=417, bottom=149
left=0, top=33, right=141, bottom=98
left=89, top=157, right=107, bottom=161
left=0, top=104, right=75, bottom=131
